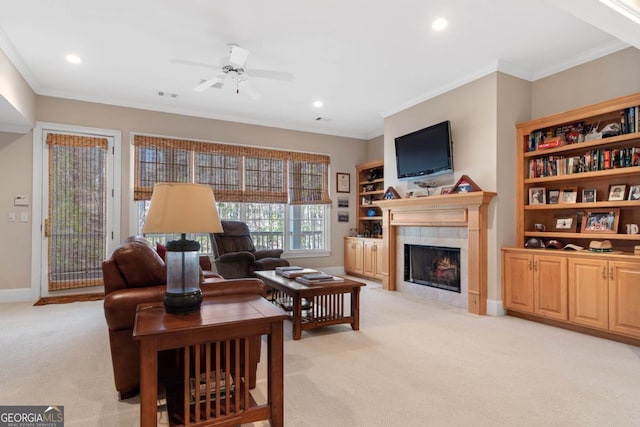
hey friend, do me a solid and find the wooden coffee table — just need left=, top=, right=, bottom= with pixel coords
left=255, top=270, right=365, bottom=340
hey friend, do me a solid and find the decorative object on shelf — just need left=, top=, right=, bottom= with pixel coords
left=545, top=239, right=564, bottom=249
left=552, top=214, right=578, bottom=232
left=383, top=186, right=401, bottom=199
left=366, top=168, right=382, bottom=182
left=560, top=187, right=578, bottom=203
left=581, top=209, right=620, bottom=233
left=336, top=172, right=350, bottom=193
left=534, top=223, right=546, bottom=232
left=143, top=183, right=223, bottom=314
left=337, top=211, right=349, bottom=222
left=451, top=175, right=481, bottom=193
left=372, top=222, right=382, bottom=238
left=581, top=188, right=596, bottom=203
left=588, top=240, right=613, bottom=252
left=524, top=237, right=545, bottom=248
left=625, top=223, right=639, bottom=234
left=629, top=185, right=640, bottom=200
left=608, top=184, right=626, bottom=201
left=529, top=187, right=546, bottom=205
left=440, top=185, right=454, bottom=195
left=548, top=189, right=560, bottom=204
left=367, top=208, right=377, bottom=217
left=364, top=183, right=376, bottom=192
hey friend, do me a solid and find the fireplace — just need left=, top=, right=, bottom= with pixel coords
left=404, top=244, right=461, bottom=293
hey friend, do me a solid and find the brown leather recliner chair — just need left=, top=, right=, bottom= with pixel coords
left=210, top=220, right=290, bottom=279
left=103, top=236, right=266, bottom=400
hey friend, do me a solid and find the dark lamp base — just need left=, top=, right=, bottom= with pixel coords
left=163, top=290, right=202, bottom=314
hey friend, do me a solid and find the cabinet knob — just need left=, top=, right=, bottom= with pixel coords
left=528, top=260, right=532, bottom=271
left=601, top=266, right=606, bottom=279
left=609, top=267, right=614, bottom=280
left=533, top=260, right=538, bottom=272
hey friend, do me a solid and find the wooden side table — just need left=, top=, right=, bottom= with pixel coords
left=133, top=295, right=287, bottom=427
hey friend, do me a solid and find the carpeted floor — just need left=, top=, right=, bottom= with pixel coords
left=3, top=278, right=640, bottom=426
left=33, top=293, right=104, bottom=306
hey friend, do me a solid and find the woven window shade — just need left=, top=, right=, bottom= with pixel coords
left=133, top=135, right=330, bottom=204
left=134, top=135, right=191, bottom=200
left=46, top=133, right=108, bottom=290
left=289, top=153, right=331, bottom=205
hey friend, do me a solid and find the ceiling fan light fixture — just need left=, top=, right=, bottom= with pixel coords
left=65, top=54, right=82, bottom=64
left=313, top=100, right=323, bottom=108
left=432, top=17, right=448, bottom=31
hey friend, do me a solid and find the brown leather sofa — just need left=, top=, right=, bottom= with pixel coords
left=211, top=220, right=290, bottom=279
left=103, top=236, right=266, bottom=400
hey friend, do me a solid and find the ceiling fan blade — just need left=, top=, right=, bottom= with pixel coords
left=193, top=76, right=223, bottom=92
left=171, top=59, right=220, bottom=71
left=246, top=69, right=293, bottom=82
left=229, top=45, right=250, bottom=68
left=238, top=80, right=261, bottom=100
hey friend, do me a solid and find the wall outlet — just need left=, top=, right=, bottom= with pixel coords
left=8, top=212, right=16, bottom=222
left=20, top=212, right=29, bottom=222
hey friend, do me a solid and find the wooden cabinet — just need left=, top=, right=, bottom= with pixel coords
left=343, top=160, right=386, bottom=281
left=503, top=250, right=567, bottom=321
left=344, top=237, right=386, bottom=280
left=503, top=93, right=640, bottom=344
left=503, top=249, right=640, bottom=341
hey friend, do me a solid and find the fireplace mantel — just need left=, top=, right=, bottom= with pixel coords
left=375, top=191, right=496, bottom=315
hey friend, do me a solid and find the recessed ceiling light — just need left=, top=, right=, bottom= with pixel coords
left=65, top=54, right=82, bottom=64
left=432, top=17, right=448, bottom=31
left=600, top=0, right=640, bottom=25
left=313, top=100, right=323, bottom=108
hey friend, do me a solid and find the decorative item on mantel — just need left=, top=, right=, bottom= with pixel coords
left=383, top=186, right=401, bottom=200
left=451, top=175, right=482, bottom=193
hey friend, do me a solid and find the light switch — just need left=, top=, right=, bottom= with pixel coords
left=20, top=212, right=29, bottom=222
left=8, top=212, right=16, bottom=222
left=14, top=195, right=29, bottom=206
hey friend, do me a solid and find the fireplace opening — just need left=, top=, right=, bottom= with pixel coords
left=404, top=244, right=461, bottom=293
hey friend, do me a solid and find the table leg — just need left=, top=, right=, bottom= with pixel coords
left=268, top=320, right=284, bottom=427
left=139, top=341, right=158, bottom=427
left=292, top=294, right=302, bottom=340
left=351, top=287, right=360, bottom=331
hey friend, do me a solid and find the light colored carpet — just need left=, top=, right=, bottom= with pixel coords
left=1, top=279, right=639, bottom=426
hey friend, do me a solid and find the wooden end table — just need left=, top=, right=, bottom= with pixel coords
left=133, top=295, right=287, bottom=427
left=255, top=271, right=365, bottom=340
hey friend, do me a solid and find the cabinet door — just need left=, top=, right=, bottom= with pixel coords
left=608, top=261, right=640, bottom=338
left=503, top=252, right=534, bottom=313
left=374, top=240, right=386, bottom=279
left=363, top=241, right=375, bottom=277
left=534, top=255, right=568, bottom=321
left=568, top=258, right=608, bottom=330
left=344, top=238, right=363, bottom=275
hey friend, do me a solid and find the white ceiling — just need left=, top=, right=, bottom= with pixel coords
left=0, top=0, right=638, bottom=139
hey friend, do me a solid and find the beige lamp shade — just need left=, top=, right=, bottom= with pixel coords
left=142, top=183, right=223, bottom=234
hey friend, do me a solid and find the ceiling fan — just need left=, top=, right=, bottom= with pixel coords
left=178, top=43, right=293, bottom=99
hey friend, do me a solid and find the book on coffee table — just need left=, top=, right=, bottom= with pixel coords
left=295, top=273, right=345, bottom=285
left=280, top=268, right=319, bottom=278
left=275, top=266, right=303, bottom=274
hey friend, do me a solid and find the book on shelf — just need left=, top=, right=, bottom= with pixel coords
left=295, top=273, right=345, bottom=285
left=279, top=268, right=319, bottom=278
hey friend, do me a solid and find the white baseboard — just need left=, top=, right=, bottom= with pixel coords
left=486, top=298, right=506, bottom=316
left=0, top=287, right=38, bottom=303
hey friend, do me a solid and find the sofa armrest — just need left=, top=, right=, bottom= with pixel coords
left=254, top=249, right=284, bottom=259
left=201, top=278, right=267, bottom=298
left=104, top=285, right=166, bottom=331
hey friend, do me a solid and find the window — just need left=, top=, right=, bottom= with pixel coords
left=133, top=134, right=331, bottom=257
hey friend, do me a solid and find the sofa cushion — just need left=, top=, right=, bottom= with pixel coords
left=111, top=237, right=166, bottom=287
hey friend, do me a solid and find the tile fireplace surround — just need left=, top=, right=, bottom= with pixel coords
left=375, top=191, right=496, bottom=315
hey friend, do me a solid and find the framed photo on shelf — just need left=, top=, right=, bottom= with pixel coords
left=629, top=185, right=640, bottom=201
left=608, top=184, right=626, bottom=201
left=581, top=209, right=620, bottom=233
left=336, top=173, right=350, bottom=193
left=529, top=187, right=546, bottom=205
left=581, top=188, right=596, bottom=203
left=548, top=189, right=560, bottom=204
left=452, top=175, right=482, bottom=193
left=560, top=187, right=578, bottom=203
left=552, top=214, right=578, bottom=232
left=440, top=186, right=454, bottom=195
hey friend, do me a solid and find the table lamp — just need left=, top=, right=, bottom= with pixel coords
left=143, top=183, right=223, bottom=313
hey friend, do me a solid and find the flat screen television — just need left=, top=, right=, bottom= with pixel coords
left=395, top=120, right=453, bottom=181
